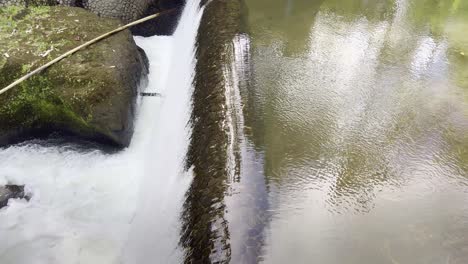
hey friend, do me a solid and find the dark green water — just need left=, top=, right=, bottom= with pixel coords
left=227, top=0, right=468, bottom=263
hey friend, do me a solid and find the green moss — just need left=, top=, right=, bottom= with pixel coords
left=0, top=6, right=139, bottom=146
left=0, top=6, right=21, bottom=32
left=181, top=0, right=244, bottom=262
left=0, top=57, right=6, bottom=70
left=0, top=74, right=92, bottom=133
left=32, top=6, right=50, bottom=15
left=0, top=5, right=23, bottom=17
left=21, top=63, right=32, bottom=74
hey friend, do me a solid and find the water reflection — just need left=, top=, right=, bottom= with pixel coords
left=246, top=0, right=323, bottom=55
left=240, top=0, right=468, bottom=263
left=224, top=33, right=272, bottom=263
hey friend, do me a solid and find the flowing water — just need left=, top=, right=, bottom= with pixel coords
left=0, top=0, right=203, bottom=263
left=226, top=0, right=468, bottom=263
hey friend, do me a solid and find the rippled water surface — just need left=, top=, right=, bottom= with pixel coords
left=230, top=0, right=468, bottom=263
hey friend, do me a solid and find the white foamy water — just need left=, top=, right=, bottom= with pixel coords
left=0, top=0, right=203, bottom=263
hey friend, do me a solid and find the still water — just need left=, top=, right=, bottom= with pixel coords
left=231, top=0, right=468, bottom=263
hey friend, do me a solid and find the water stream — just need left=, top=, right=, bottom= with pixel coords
left=0, top=0, right=203, bottom=263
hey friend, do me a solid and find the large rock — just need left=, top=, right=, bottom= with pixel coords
left=0, top=0, right=185, bottom=36
left=66, top=0, right=185, bottom=31
left=64, top=0, right=186, bottom=36
left=0, top=0, right=57, bottom=6
left=129, top=0, right=185, bottom=36
left=81, top=0, right=152, bottom=24
left=0, top=6, right=148, bottom=147
left=0, top=0, right=146, bottom=22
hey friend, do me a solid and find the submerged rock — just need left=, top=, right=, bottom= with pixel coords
left=0, top=185, right=29, bottom=209
left=0, top=6, right=148, bottom=147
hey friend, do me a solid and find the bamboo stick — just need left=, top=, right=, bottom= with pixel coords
left=0, top=8, right=175, bottom=96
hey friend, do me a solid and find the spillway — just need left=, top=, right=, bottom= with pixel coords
left=0, top=0, right=204, bottom=263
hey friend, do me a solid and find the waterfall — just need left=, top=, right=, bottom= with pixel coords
left=0, top=0, right=204, bottom=263
left=122, top=0, right=204, bottom=262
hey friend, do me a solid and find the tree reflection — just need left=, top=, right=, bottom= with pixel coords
left=244, top=0, right=468, bottom=214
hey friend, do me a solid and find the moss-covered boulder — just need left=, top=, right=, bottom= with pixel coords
left=0, top=6, right=148, bottom=147
left=0, top=0, right=57, bottom=6
left=0, top=0, right=186, bottom=37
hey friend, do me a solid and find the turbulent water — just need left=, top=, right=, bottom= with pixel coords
left=0, top=0, right=203, bottom=263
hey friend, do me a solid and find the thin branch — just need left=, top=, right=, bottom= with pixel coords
left=0, top=8, right=175, bottom=96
